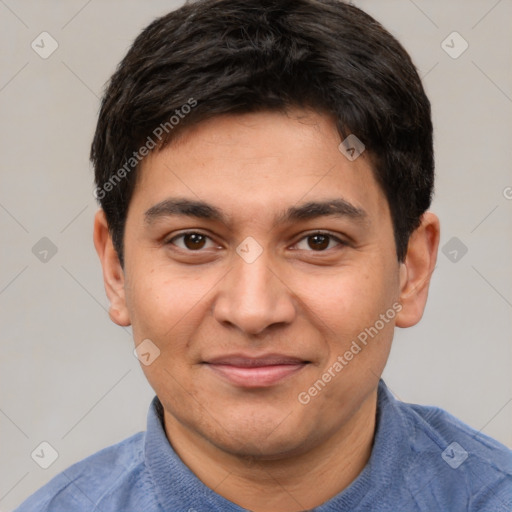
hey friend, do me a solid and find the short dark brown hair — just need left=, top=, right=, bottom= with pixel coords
left=91, top=0, right=434, bottom=265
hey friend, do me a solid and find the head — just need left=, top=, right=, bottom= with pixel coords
left=92, top=0, right=439, bottom=459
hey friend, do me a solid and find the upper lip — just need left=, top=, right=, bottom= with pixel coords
left=204, top=354, right=309, bottom=367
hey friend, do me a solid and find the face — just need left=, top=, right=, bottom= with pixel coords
left=96, top=109, right=436, bottom=460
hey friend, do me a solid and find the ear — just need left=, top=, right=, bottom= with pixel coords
left=395, top=212, right=440, bottom=328
left=93, top=209, right=131, bottom=327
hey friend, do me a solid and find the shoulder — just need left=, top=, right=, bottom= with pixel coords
left=396, top=396, right=512, bottom=511
left=14, top=432, right=158, bottom=512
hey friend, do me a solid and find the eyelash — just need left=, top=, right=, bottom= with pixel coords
left=166, top=231, right=347, bottom=253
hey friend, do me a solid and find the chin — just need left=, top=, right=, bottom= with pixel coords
left=201, top=408, right=315, bottom=460
left=212, top=429, right=311, bottom=461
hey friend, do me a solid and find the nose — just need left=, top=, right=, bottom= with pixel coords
left=213, top=251, right=297, bottom=336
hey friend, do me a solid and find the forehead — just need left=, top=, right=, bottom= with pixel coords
left=131, top=109, right=389, bottom=225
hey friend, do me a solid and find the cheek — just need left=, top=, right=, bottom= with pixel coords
left=125, top=263, right=212, bottom=344
left=299, top=265, right=391, bottom=325
left=125, top=267, right=212, bottom=399
left=295, top=257, right=399, bottom=355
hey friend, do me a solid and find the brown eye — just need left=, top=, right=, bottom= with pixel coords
left=307, top=234, right=330, bottom=251
left=293, top=232, right=345, bottom=252
left=183, top=233, right=206, bottom=250
left=169, top=232, right=216, bottom=251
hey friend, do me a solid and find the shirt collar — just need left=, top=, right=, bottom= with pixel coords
left=144, top=395, right=244, bottom=511
left=316, top=379, right=410, bottom=510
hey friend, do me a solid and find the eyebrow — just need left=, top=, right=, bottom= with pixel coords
left=144, top=197, right=367, bottom=226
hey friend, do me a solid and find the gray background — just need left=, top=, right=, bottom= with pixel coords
left=1, top=0, right=511, bottom=509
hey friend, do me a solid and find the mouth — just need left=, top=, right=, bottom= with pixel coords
left=203, top=354, right=310, bottom=388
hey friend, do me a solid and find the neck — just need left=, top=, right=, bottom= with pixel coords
left=163, top=390, right=377, bottom=512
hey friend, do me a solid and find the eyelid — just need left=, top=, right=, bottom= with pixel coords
left=165, top=229, right=347, bottom=252
left=166, top=230, right=220, bottom=250
left=291, top=231, right=348, bottom=251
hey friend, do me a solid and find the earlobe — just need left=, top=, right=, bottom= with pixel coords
left=93, top=210, right=131, bottom=327
left=395, top=212, right=440, bottom=328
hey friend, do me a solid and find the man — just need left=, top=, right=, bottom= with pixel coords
left=15, top=0, right=512, bottom=510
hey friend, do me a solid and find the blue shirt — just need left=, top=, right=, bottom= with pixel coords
left=15, top=380, right=512, bottom=511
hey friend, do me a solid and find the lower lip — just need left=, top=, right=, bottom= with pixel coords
left=206, top=363, right=307, bottom=387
